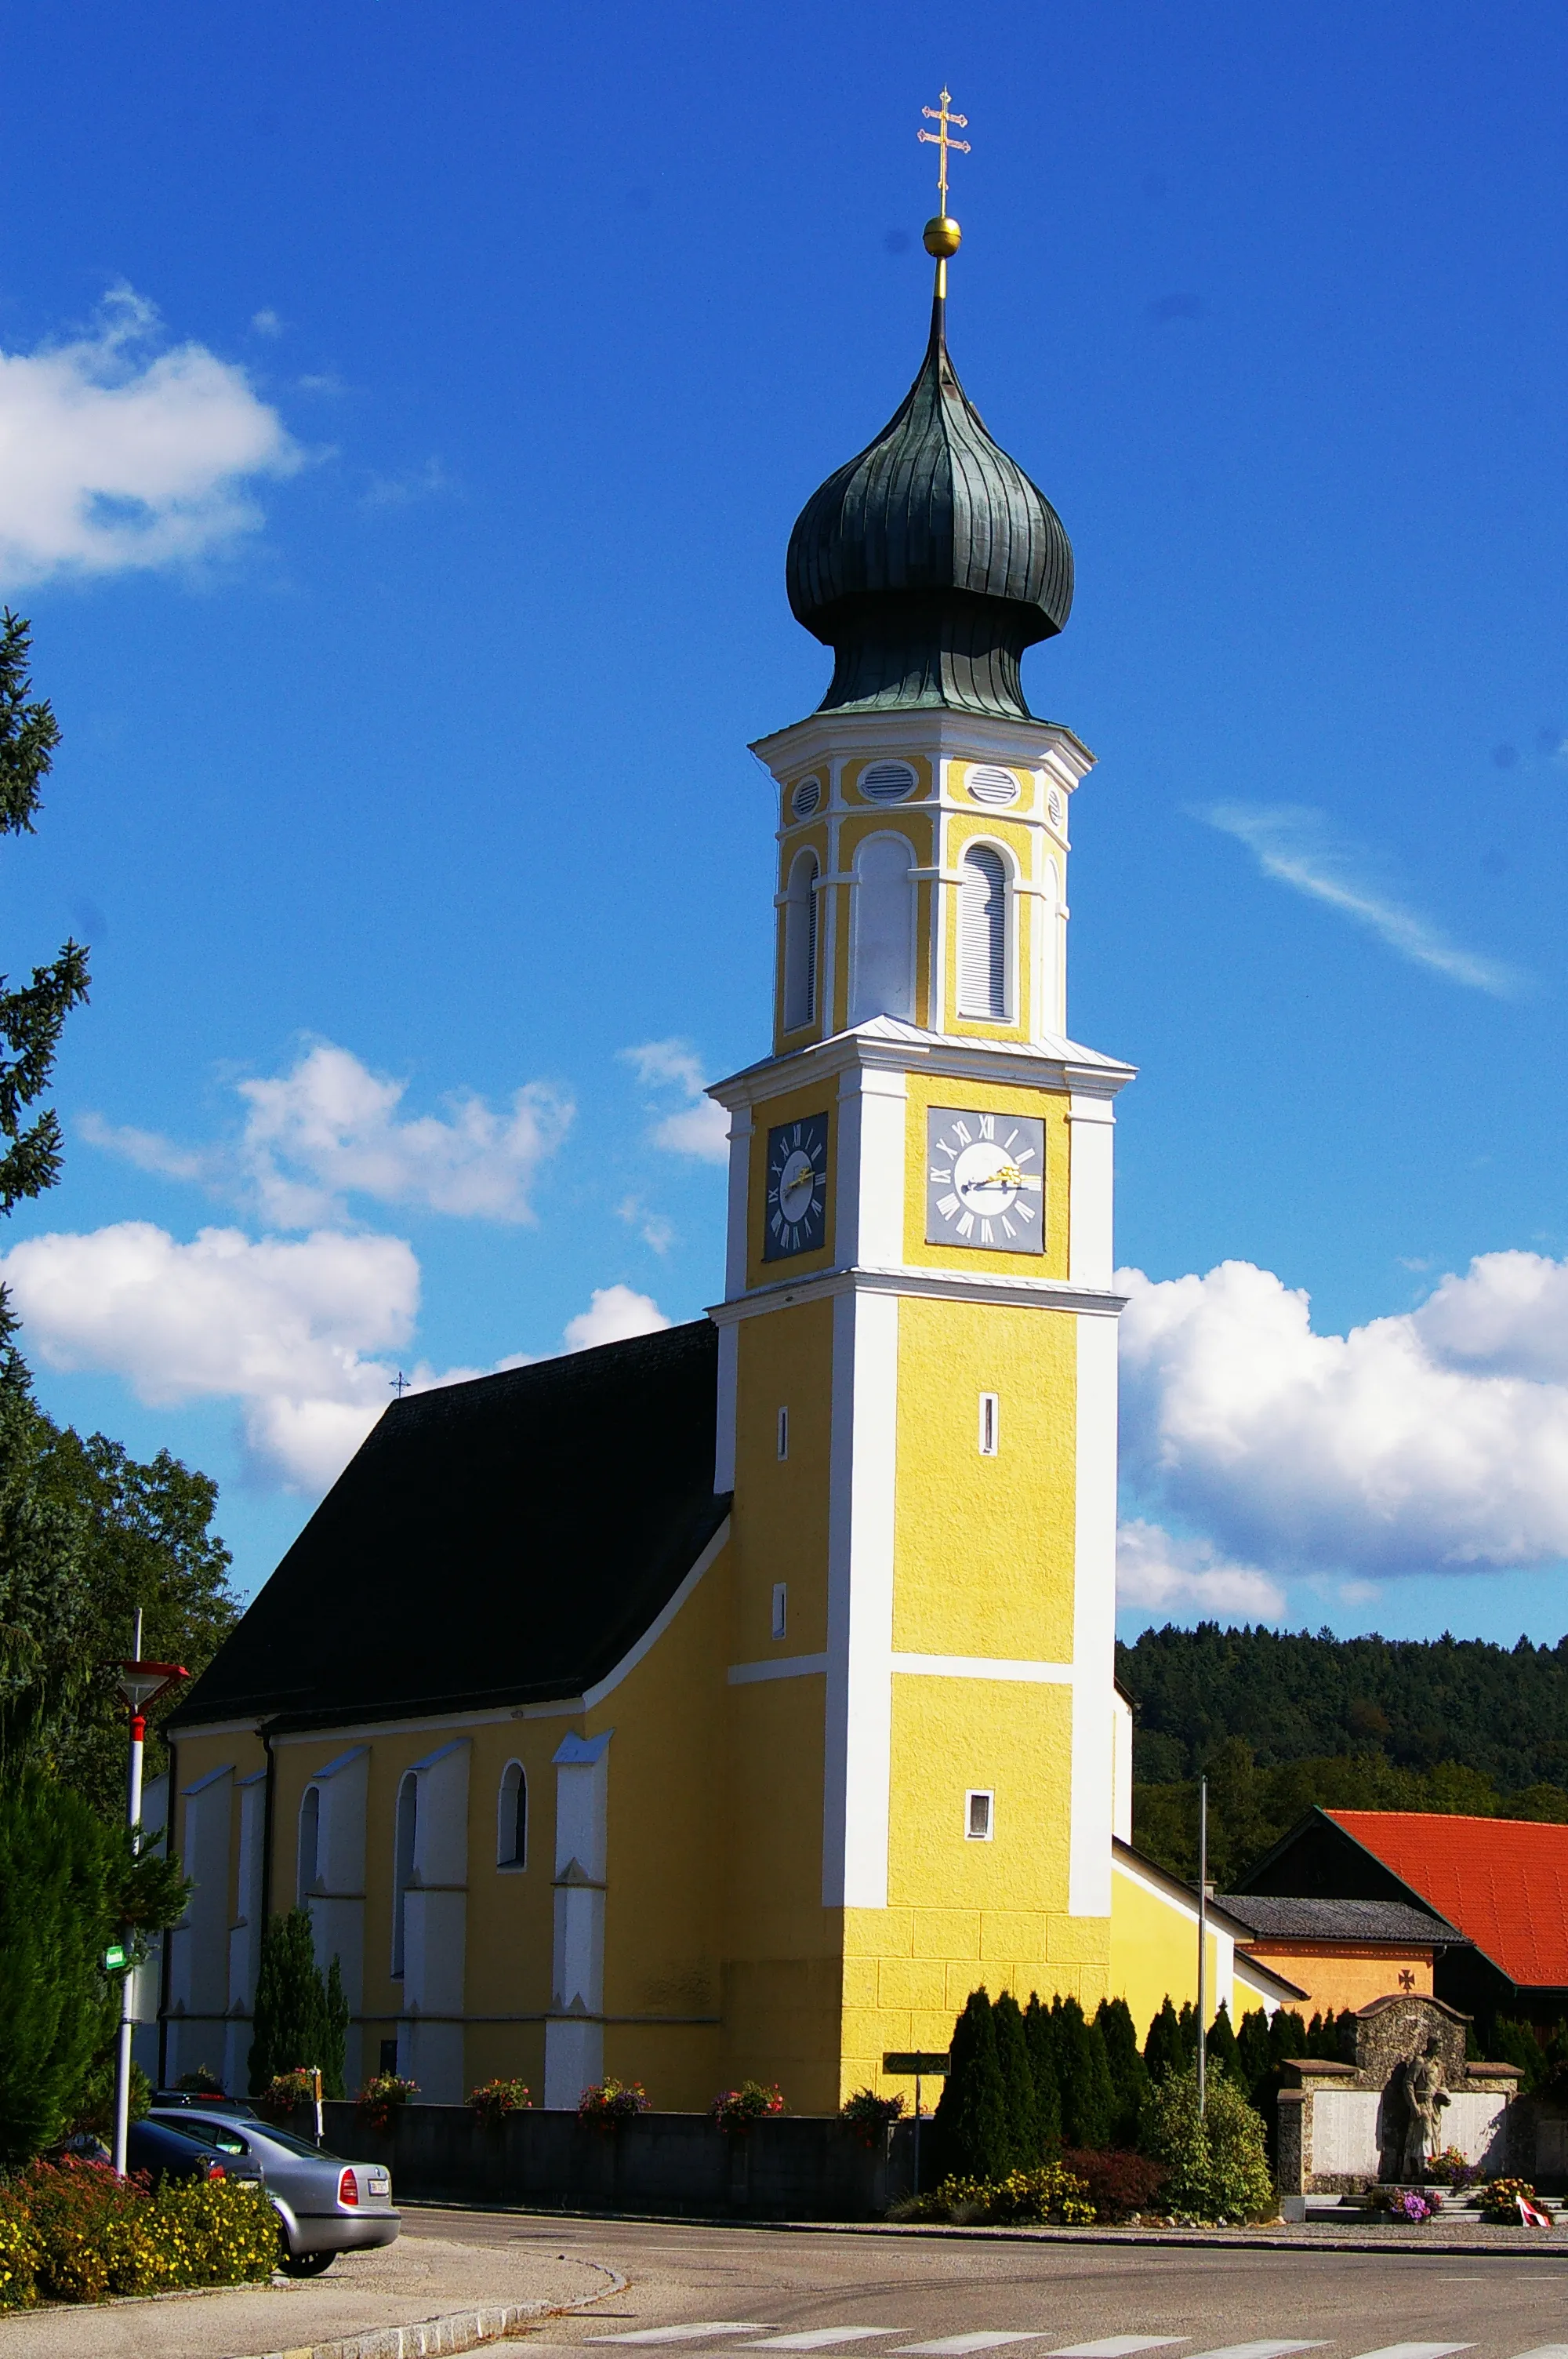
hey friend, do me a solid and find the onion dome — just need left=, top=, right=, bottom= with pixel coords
left=786, top=282, right=1073, bottom=721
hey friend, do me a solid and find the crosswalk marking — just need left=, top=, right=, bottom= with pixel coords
left=1345, top=2349, right=1473, bottom=2359
left=1183, top=2345, right=1327, bottom=2359
left=893, top=2339, right=1044, bottom=2356
left=1050, top=2344, right=1189, bottom=2357
left=588, top=2332, right=780, bottom=2346
left=744, top=2339, right=906, bottom=2351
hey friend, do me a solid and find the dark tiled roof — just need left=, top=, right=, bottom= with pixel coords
left=169, top=1321, right=728, bottom=1734
left=1218, top=1894, right=1465, bottom=1946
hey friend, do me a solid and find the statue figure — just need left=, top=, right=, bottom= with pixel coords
left=1394, top=2034, right=1450, bottom=2180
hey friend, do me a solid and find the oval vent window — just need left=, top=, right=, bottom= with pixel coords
left=968, top=764, right=1019, bottom=807
left=1047, top=787, right=1065, bottom=828
left=791, top=776, right=822, bottom=820
left=860, top=759, right=917, bottom=803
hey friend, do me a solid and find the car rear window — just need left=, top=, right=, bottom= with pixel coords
left=254, top=2126, right=342, bottom=2160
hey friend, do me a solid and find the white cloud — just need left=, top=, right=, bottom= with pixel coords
left=1118, top=1252, right=1568, bottom=1580
left=0, top=286, right=300, bottom=582
left=0, top=1216, right=673, bottom=1493
left=622, top=1038, right=731, bottom=1165
left=1200, top=803, right=1523, bottom=996
left=0, top=1221, right=418, bottom=1491
left=1116, top=1518, right=1286, bottom=1621
left=83, top=1041, right=573, bottom=1227
left=562, top=1285, right=672, bottom=1353
left=250, top=309, right=285, bottom=338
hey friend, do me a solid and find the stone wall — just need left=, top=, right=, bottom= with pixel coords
left=307, top=2102, right=908, bottom=2219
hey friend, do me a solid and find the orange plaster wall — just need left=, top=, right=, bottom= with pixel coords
left=1240, top=1942, right=1433, bottom=2018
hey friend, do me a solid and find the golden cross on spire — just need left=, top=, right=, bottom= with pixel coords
left=918, top=86, right=970, bottom=216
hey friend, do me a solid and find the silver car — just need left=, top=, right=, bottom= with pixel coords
left=149, top=2104, right=399, bottom=2274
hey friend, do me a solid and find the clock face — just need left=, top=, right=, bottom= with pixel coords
left=763, top=1113, right=829, bottom=1261
left=926, top=1107, right=1045, bottom=1253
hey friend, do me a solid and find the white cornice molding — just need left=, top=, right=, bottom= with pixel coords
left=707, top=1017, right=1134, bottom=1113
left=750, top=709, right=1095, bottom=780
left=709, top=1263, right=1126, bottom=1324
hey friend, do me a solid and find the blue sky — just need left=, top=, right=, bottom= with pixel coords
left=2, top=1, right=1566, bottom=1643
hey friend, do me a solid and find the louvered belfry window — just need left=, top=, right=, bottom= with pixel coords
left=959, top=845, right=1009, bottom=1019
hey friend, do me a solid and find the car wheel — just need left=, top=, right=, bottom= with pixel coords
left=278, top=2244, right=337, bottom=2277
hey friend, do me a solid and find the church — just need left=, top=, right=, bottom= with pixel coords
left=159, top=173, right=1298, bottom=2113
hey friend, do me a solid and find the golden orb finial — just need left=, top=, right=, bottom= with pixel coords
left=923, top=216, right=961, bottom=260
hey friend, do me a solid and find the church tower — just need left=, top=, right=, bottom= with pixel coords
left=709, top=170, right=1135, bottom=2106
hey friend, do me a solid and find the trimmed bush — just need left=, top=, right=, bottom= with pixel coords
left=1206, top=2000, right=1242, bottom=2086
left=1061, top=2146, right=1168, bottom=2222
left=993, top=1991, right=1044, bottom=2168
left=0, top=2156, right=276, bottom=2308
left=1143, top=1995, right=1186, bottom=2083
left=1023, top=1994, right=1062, bottom=2155
left=1142, top=2064, right=1276, bottom=2223
left=933, top=1988, right=1010, bottom=2183
left=1094, top=1997, right=1151, bottom=2146
left=1054, top=1996, right=1115, bottom=2151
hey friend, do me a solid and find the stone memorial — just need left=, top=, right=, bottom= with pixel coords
left=1275, top=1994, right=1522, bottom=2197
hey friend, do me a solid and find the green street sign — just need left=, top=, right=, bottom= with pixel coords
left=883, top=2050, right=949, bottom=2075
left=103, top=1943, right=129, bottom=1972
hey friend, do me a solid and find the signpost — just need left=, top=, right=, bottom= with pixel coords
left=883, top=2049, right=950, bottom=2194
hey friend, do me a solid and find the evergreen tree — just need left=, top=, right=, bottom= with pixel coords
left=1023, top=1993, right=1062, bottom=2154
left=1094, top=1995, right=1151, bottom=2146
left=0, top=1772, right=185, bottom=2158
left=1177, top=1998, right=1199, bottom=2063
left=992, top=1990, right=1041, bottom=2168
left=322, top=1955, right=350, bottom=2101
left=249, top=1909, right=347, bottom=2095
left=1235, top=2006, right=1274, bottom=2103
left=1268, top=2008, right=1309, bottom=2068
left=932, top=1987, right=1010, bottom=2183
left=1143, top=1994, right=1186, bottom=2082
left=1207, top=1999, right=1242, bottom=2085
left=1055, top=1995, right=1115, bottom=2150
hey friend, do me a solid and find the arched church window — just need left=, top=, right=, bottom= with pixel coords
left=497, top=1761, right=528, bottom=1869
left=391, top=1772, right=418, bottom=1977
left=959, top=844, right=1010, bottom=1020
left=297, top=1786, right=321, bottom=1903
left=850, top=834, right=915, bottom=1027
left=782, top=852, right=818, bottom=1031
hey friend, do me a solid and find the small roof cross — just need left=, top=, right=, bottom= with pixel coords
left=918, top=86, right=970, bottom=216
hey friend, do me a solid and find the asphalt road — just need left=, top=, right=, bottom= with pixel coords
left=402, top=2208, right=1568, bottom=2359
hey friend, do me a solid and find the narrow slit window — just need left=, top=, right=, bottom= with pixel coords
left=391, top=1773, right=418, bottom=1976
left=297, top=1786, right=321, bottom=1902
left=966, top=1789, right=995, bottom=1841
left=771, top=1582, right=788, bottom=1641
left=776, top=1405, right=789, bottom=1460
left=497, top=1760, right=528, bottom=1869
left=978, top=1393, right=999, bottom=1456
left=783, top=853, right=818, bottom=1031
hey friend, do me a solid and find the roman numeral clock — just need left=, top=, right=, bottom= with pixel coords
left=926, top=1107, right=1045, bottom=1252
left=763, top=1113, right=828, bottom=1259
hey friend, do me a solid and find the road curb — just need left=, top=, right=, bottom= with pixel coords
left=400, top=2197, right=1568, bottom=2258
left=236, top=2259, right=628, bottom=2359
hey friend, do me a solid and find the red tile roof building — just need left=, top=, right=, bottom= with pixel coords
left=1237, top=1806, right=1568, bottom=2024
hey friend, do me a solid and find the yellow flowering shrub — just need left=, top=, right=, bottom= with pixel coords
left=0, top=2159, right=276, bottom=2307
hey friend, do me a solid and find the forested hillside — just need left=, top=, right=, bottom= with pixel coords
left=1116, top=1623, right=1568, bottom=1884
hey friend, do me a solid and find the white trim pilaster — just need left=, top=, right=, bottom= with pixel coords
left=822, top=1285, right=899, bottom=1910
left=1066, top=1093, right=1116, bottom=1289
left=1069, top=1308, right=1119, bottom=1916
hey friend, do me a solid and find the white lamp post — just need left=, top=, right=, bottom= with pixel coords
left=111, top=1610, right=187, bottom=2175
